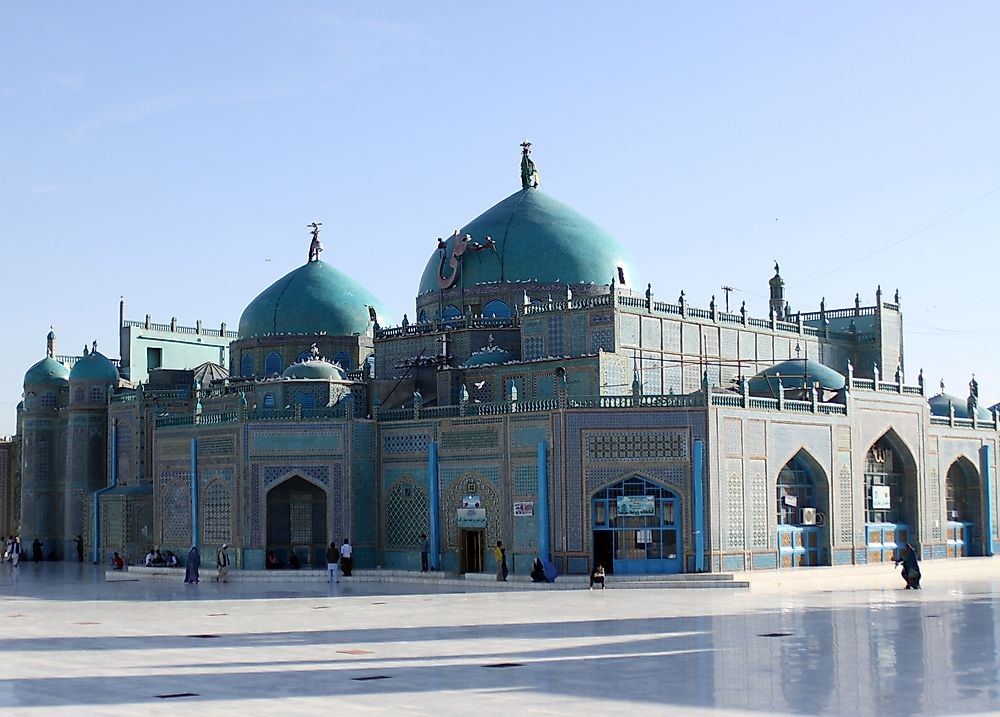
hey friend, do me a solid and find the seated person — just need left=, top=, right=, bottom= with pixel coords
left=111, top=552, right=124, bottom=570
left=266, top=551, right=283, bottom=570
left=144, top=549, right=156, bottom=567
left=288, top=551, right=301, bottom=569
left=530, top=558, right=546, bottom=583
left=165, top=550, right=179, bottom=567
left=589, top=564, right=606, bottom=590
left=151, top=549, right=167, bottom=566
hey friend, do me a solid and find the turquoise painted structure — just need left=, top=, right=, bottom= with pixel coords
left=417, top=187, right=636, bottom=294
left=239, top=259, right=386, bottom=339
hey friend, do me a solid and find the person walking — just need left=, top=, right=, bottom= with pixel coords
left=494, top=540, right=508, bottom=581
left=326, top=541, right=340, bottom=583
left=419, top=533, right=430, bottom=572
left=75, top=534, right=84, bottom=562
left=184, top=545, right=200, bottom=584
left=339, top=538, right=353, bottom=577
left=216, top=543, right=230, bottom=583
left=9, top=536, right=19, bottom=567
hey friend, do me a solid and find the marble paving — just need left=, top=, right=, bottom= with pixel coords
left=1, top=560, right=999, bottom=716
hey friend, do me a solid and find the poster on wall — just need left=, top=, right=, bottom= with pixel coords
left=514, top=502, right=534, bottom=517
left=872, top=485, right=891, bottom=510
left=617, top=496, right=655, bottom=516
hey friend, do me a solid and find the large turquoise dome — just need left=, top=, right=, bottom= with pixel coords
left=929, top=393, right=993, bottom=421
left=748, top=359, right=846, bottom=397
left=70, top=350, right=120, bottom=383
left=239, top=260, right=386, bottom=340
left=24, top=356, right=70, bottom=387
left=417, top=188, right=635, bottom=295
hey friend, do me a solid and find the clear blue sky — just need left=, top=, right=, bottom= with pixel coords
left=2, top=3, right=999, bottom=436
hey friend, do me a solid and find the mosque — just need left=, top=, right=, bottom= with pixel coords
left=3, top=145, right=997, bottom=577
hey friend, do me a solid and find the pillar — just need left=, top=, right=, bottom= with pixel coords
left=982, top=445, right=995, bottom=557
left=693, top=438, right=705, bottom=572
left=537, top=441, right=550, bottom=562
left=190, top=438, right=199, bottom=547
left=429, top=442, right=440, bottom=570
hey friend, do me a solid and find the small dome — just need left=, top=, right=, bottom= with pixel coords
left=239, top=260, right=385, bottom=340
left=24, top=356, right=69, bottom=388
left=929, top=393, right=993, bottom=421
left=417, top=188, right=636, bottom=295
left=70, top=350, right=120, bottom=383
left=281, top=359, right=346, bottom=381
left=748, top=359, right=845, bottom=397
left=463, top=343, right=513, bottom=368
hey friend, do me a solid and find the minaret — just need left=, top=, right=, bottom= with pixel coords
left=46, top=327, right=56, bottom=358
left=769, top=262, right=785, bottom=320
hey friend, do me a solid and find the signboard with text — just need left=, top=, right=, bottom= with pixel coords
left=617, top=496, right=655, bottom=516
left=457, top=508, right=487, bottom=528
left=514, top=502, right=534, bottom=517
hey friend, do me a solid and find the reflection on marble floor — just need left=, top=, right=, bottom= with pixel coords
left=1, top=562, right=999, bottom=716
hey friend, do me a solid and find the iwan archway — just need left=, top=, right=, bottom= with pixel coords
left=266, top=476, right=328, bottom=568
left=945, top=457, right=982, bottom=557
left=591, top=475, right=681, bottom=575
left=776, top=449, right=831, bottom=567
left=864, top=431, right=918, bottom=562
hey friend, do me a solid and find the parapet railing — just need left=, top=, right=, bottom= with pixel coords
left=123, top=319, right=238, bottom=338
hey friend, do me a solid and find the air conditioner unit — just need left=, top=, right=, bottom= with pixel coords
left=800, top=507, right=817, bottom=525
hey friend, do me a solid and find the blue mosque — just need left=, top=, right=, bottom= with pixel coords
left=2, top=144, right=997, bottom=576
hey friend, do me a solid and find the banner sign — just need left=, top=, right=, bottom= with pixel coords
left=457, top=508, right=487, bottom=528
left=617, top=496, right=655, bottom=516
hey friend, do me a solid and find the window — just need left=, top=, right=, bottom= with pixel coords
left=241, top=354, right=253, bottom=377
left=333, top=351, right=351, bottom=370
left=264, top=352, right=282, bottom=376
left=40, top=393, right=57, bottom=408
left=777, top=457, right=815, bottom=525
left=296, top=351, right=312, bottom=363
left=298, top=393, right=315, bottom=409
left=146, top=347, right=162, bottom=371
left=90, top=387, right=103, bottom=403
left=442, top=305, right=462, bottom=323
left=262, top=393, right=276, bottom=411
left=482, top=300, right=511, bottom=319
left=864, top=441, right=903, bottom=524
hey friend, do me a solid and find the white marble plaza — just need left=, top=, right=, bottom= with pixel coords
left=1, top=560, right=999, bottom=716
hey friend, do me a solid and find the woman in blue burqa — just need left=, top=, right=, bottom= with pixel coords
left=894, top=543, right=920, bottom=589
left=184, top=545, right=200, bottom=584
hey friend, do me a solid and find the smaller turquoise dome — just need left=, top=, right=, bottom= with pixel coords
left=70, top=350, right=120, bottom=383
left=24, top=356, right=70, bottom=387
left=281, top=360, right=346, bottom=381
left=929, top=393, right=993, bottom=421
left=463, top=344, right=513, bottom=368
left=748, top=359, right=846, bottom=397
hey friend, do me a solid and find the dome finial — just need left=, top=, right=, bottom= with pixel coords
left=520, top=141, right=539, bottom=189
left=307, top=222, right=324, bottom=262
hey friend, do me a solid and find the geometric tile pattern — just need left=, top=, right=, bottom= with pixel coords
left=441, top=428, right=499, bottom=451
left=839, top=465, right=853, bottom=545
left=512, top=464, right=536, bottom=496
left=385, top=478, right=429, bottom=549
left=585, top=430, right=687, bottom=462
left=727, top=472, right=745, bottom=549
left=750, top=471, right=768, bottom=548
left=202, top=479, right=231, bottom=545
left=725, top=419, right=742, bottom=456
left=382, top=434, right=432, bottom=454
left=161, top=476, right=192, bottom=544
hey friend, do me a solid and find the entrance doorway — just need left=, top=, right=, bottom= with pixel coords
left=592, top=476, right=682, bottom=575
left=266, top=476, right=327, bottom=568
left=461, top=529, right=483, bottom=573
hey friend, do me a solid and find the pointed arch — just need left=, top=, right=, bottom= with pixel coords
left=776, top=448, right=831, bottom=567
left=265, top=474, right=329, bottom=568
left=946, top=456, right=982, bottom=556
left=863, top=429, right=920, bottom=558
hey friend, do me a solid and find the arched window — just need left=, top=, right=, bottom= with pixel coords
left=296, top=351, right=312, bottom=364
left=946, top=462, right=979, bottom=523
left=240, top=354, right=253, bottom=377
left=40, top=393, right=57, bottom=408
left=864, top=440, right=904, bottom=524
left=482, top=300, right=511, bottom=319
left=777, top=457, right=816, bottom=525
left=262, top=393, right=276, bottom=411
left=333, top=351, right=351, bottom=370
left=442, top=304, right=462, bottom=321
left=298, top=393, right=315, bottom=410
left=264, top=351, right=282, bottom=376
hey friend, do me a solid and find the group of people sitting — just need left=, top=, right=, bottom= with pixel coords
left=266, top=550, right=301, bottom=569
left=143, top=548, right=180, bottom=568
